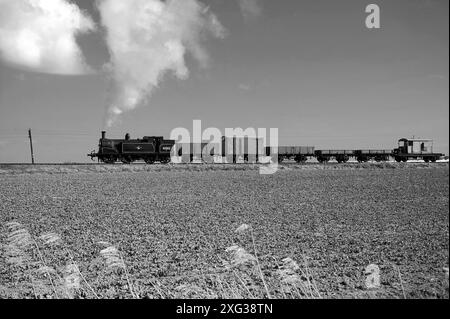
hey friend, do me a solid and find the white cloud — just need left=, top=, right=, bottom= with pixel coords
left=428, top=74, right=447, bottom=81
left=13, top=73, right=26, bottom=81
left=237, top=0, right=263, bottom=21
left=97, top=0, right=226, bottom=127
left=0, top=0, right=95, bottom=75
left=410, top=0, right=441, bottom=9
left=238, top=83, right=251, bottom=91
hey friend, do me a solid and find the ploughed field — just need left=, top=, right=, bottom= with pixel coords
left=0, top=164, right=448, bottom=299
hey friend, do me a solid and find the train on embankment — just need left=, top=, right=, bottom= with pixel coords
left=87, top=131, right=444, bottom=164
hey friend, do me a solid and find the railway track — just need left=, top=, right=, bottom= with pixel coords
left=0, top=160, right=448, bottom=166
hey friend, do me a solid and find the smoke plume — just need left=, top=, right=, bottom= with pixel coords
left=97, top=0, right=226, bottom=127
left=0, top=0, right=95, bottom=75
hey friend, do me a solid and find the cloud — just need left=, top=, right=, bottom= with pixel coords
left=13, top=73, right=26, bottom=81
left=409, top=0, right=441, bottom=9
left=97, top=0, right=226, bottom=127
left=237, top=0, right=263, bottom=21
left=238, top=83, right=251, bottom=91
left=428, top=74, right=447, bottom=81
left=0, top=0, right=95, bottom=75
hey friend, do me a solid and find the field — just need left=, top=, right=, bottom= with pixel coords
left=0, top=163, right=448, bottom=299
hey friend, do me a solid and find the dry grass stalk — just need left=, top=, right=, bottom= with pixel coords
left=99, top=243, right=137, bottom=298
left=64, top=263, right=81, bottom=290
left=39, top=233, right=62, bottom=246
left=5, top=222, right=59, bottom=297
left=393, top=265, right=407, bottom=299
left=63, top=263, right=81, bottom=298
left=365, top=264, right=381, bottom=290
left=63, top=248, right=99, bottom=299
left=225, top=245, right=257, bottom=268
left=4, top=223, right=100, bottom=299
left=234, top=224, right=272, bottom=299
left=100, top=246, right=125, bottom=269
left=276, top=257, right=321, bottom=298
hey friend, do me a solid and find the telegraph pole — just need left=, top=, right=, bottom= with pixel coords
left=28, top=129, right=35, bottom=164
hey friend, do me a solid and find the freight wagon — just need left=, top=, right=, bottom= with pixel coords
left=354, top=150, right=392, bottom=162
left=265, top=146, right=315, bottom=163
left=174, top=137, right=265, bottom=163
left=221, top=136, right=265, bottom=163
left=314, top=150, right=355, bottom=163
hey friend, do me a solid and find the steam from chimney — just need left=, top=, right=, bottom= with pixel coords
left=96, top=0, right=226, bottom=127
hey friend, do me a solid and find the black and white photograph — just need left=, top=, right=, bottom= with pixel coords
left=0, top=0, right=448, bottom=311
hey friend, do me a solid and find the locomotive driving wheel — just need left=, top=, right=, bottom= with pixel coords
left=120, top=156, right=132, bottom=164
left=102, top=156, right=117, bottom=164
left=144, top=157, right=155, bottom=164
left=160, top=158, right=171, bottom=164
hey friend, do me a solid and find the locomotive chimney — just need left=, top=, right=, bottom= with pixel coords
left=101, top=131, right=106, bottom=139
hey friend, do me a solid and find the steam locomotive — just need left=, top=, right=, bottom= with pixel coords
left=88, top=131, right=444, bottom=164
left=88, top=131, right=175, bottom=164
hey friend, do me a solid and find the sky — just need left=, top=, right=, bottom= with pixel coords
left=0, top=0, right=448, bottom=163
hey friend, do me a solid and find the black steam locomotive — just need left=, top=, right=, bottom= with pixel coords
left=88, top=131, right=175, bottom=164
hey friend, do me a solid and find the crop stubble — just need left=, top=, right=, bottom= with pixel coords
left=0, top=166, right=448, bottom=298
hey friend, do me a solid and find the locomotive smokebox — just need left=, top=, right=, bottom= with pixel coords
left=101, top=131, right=106, bottom=139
